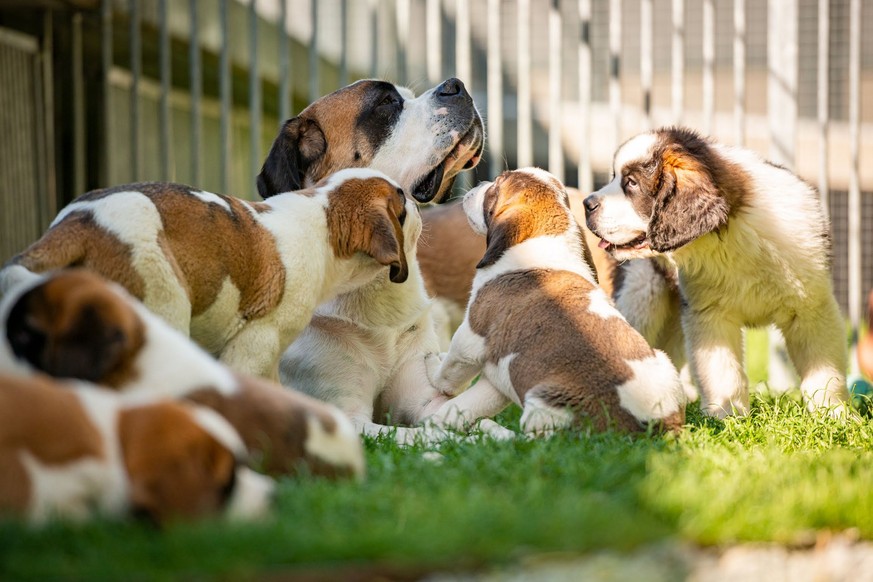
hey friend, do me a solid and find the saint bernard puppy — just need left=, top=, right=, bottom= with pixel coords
left=584, top=127, right=848, bottom=417
left=255, top=77, right=483, bottom=203
left=425, top=168, right=687, bottom=435
left=416, top=189, right=609, bottom=350
left=0, top=270, right=365, bottom=478
left=0, top=373, right=274, bottom=525
left=0, top=169, right=414, bottom=380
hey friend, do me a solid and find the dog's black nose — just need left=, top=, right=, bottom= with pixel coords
left=583, top=194, right=601, bottom=214
left=436, top=78, right=469, bottom=101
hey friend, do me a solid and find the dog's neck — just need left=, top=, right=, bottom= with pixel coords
left=472, top=230, right=596, bottom=297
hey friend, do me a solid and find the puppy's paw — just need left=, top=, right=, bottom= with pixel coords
left=424, top=352, right=455, bottom=394
left=476, top=419, right=517, bottom=441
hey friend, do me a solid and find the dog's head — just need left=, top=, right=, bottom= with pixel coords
left=120, top=400, right=274, bottom=524
left=257, top=78, right=484, bottom=204
left=5, top=269, right=145, bottom=386
left=321, top=168, right=419, bottom=284
left=463, top=167, right=575, bottom=268
left=583, top=127, right=731, bottom=261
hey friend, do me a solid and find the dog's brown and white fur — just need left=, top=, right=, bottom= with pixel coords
left=1, top=169, right=414, bottom=380
left=425, top=169, right=686, bottom=434
left=0, top=270, right=365, bottom=478
left=0, top=373, right=274, bottom=525
left=584, top=127, right=848, bottom=417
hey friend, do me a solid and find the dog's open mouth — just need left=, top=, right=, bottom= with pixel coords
left=598, top=234, right=649, bottom=252
left=411, top=125, right=484, bottom=204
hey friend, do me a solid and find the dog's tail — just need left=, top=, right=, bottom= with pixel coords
left=0, top=227, right=85, bottom=298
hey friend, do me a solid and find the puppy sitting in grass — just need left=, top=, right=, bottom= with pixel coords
left=425, top=168, right=686, bottom=435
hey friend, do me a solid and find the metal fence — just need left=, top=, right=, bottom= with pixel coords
left=0, top=0, right=871, bottom=330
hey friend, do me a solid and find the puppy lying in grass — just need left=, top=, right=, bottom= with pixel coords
left=0, top=270, right=365, bottom=478
left=426, top=169, right=687, bottom=435
left=0, top=373, right=274, bottom=525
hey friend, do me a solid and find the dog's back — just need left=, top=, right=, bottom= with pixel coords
left=471, top=268, right=685, bottom=432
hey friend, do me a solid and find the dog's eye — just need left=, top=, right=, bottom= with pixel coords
left=625, top=176, right=638, bottom=189
left=377, top=95, right=401, bottom=110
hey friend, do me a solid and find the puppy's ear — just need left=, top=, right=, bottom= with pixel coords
left=5, top=291, right=48, bottom=371
left=476, top=182, right=516, bottom=269
left=327, top=183, right=409, bottom=283
left=256, top=117, right=327, bottom=199
left=647, top=159, right=730, bottom=252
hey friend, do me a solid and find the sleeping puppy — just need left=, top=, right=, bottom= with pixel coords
left=0, top=373, right=274, bottom=525
left=1, top=169, right=413, bottom=379
left=0, top=270, right=365, bottom=478
left=584, top=127, right=848, bottom=417
left=425, top=169, right=687, bottom=435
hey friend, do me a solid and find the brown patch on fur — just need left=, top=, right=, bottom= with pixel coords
left=469, top=270, right=657, bottom=432
left=146, top=185, right=286, bottom=319
left=10, top=212, right=146, bottom=300
left=325, top=176, right=409, bottom=283
left=418, top=200, right=486, bottom=307
left=119, top=400, right=237, bottom=524
left=5, top=270, right=145, bottom=388
left=185, top=375, right=358, bottom=479
left=0, top=374, right=105, bottom=515
left=478, top=171, right=573, bottom=268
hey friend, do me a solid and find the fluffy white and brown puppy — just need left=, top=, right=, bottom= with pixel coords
left=0, top=270, right=365, bottom=478
left=256, top=77, right=483, bottom=204
left=584, top=127, right=848, bottom=417
left=0, top=373, right=274, bottom=525
left=1, top=169, right=414, bottom=379
left=278, top=195, right=483, bottom=445
left=417, top=189, right=608, bottom=350
left=426, top=169, right=687, bottom=435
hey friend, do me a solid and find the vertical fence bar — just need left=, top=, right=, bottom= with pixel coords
left=396, top=0, right=409, bottom=85
left=816, top=0, right=828, bottom=219
left=309, top=0, right=319, bottom=101
left=279, top=0, right=290, bottom=121
left=189, top=0, right=201, bottom=184
left=702, top=0, right=714, bottom=135
left=848, top=0, right=862, bottom=350
left=578, top=0, right=592, bottom=192
left=427, top=0, right=442, bottom=85
left=767, top=0, right=799, bottom=391
left=640, top=0, right=652, bottom=130
left=734, top=0, right=745, bottom=147
left=370, top=0, right=379, bottom=78
left=456, top=0, right=471, bottom=90
left=339, top=0, right=349, bottom=87
left=129, top=0, right=140, bottom=181
left=671, top=0, right=683, bottom=124
left=517, top=0, right=532, bottom=168
left=72, top=12, right=85, bottom=194
left=101, top=0, right=112, bottom=185
left=219, top=0, right=231, bottom=192
left=159, top=0, right=171, bottom=181
left=487, top=0, right=502, bottom=178
left=549, top=0, right=563, bottom=181
left=608, top=0, right=621, bottom=150
left=250, top=0, right=261, bottom=194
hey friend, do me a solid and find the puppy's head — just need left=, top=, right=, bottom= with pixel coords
left=187, top=374, right=366, bottom=479
left=463, top=167, right=574, bottom=268
left=583, top=127, right=730, bottom=260
left=323, top=168, right=418, bottom=284
left=257, top=78, right=484, bottom=204
left=5, top=269, right=144, bottom=387
left=120, top=400, right=274, bottom=525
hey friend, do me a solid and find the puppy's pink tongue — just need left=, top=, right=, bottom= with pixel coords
left=598, top=239, right=611, bottom=249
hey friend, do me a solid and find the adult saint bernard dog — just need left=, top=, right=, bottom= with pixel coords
left=255, top=78, right=487, bottom=443
left=584, top=127, right=848, bottom=417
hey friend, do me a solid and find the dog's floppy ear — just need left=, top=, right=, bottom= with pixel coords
left=646, top=156, right=730, bottom=252
left=327, top=183, right=409, bottom=283
left=257, top=117, right=327, bottom=199
left=476, top=182, right=518, bottom=269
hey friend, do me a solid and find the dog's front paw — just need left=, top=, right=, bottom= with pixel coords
left=425, top=352, right=455, bottom=394
left=476, top=419, right=517, bottom=441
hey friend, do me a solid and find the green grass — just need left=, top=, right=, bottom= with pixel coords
left=3, top=335, right=873, bottom=580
